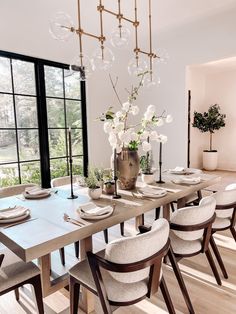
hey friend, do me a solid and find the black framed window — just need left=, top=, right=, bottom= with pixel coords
left=0, top=51, right=88, bottom=188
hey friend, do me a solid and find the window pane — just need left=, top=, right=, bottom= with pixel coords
left=18, top=130, right=39, bottom=161
left=45, top=66, right=63, bottom=98
left=0, top=164, right=19, bottom=187
left=49, top=129, right=66, bottom=158
left=50, top=158, right=68, bottom=179
left=0, top=94, right=15, bottom=128
left=47, top=98, right=65, bottom=128
left=64, top=70, right=81, bottom=99
left=66, top=100, right=81, bottom=128
left=0, top=130, right=17, bottom=163
left=21, top=161, right=41, bottom=184
left=0, top=57, right=12, bottom=93
left=12, top=60, right=36, bottom=95
left=72, top=156, right=83, bottom=175
left=15, top=96, right=38, bottom=128
left=71, top=129, right=83, bottom=155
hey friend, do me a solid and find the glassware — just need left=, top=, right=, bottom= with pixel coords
left=49, top=12, right=74, bottom=41
left=92, top=47, right=115, bottom=71
left=69, top=54, right=94, bottom=80
left=127, top=57, right=148, bottom=76
left=110, top=26, right=131, bottom=49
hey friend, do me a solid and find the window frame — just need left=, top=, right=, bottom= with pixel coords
left=0, top=50, right=88, bottom=188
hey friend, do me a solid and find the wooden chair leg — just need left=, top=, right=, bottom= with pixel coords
left=74, top=241, right=80, bottom=258
left=30, top=275, right=44, bottom=314
left=205, top=249, right=222, bottom=285
left=59, top=247, right=65, bottom=266
left=155, top=207, right=161, bottom=220
left=14, top=288, right=20, bottom=301
left=210, top=236, right=228, bottom=279
left=70, top=276, right=80, bottom=314
left=168, top=247, right=195, bottom=314
left=160, top=276, right=176, bottom=314
left=103, top=229, right=109, bottom=244
left=120, top=222, right=125, bottom=236
left=230, top=227, right=236, bottom=242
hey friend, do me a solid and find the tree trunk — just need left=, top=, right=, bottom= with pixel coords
left=210, top=132, right=212, bottom=151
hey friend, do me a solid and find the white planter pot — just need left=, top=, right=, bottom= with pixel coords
left=141, top=173, right=155, bottom=184
left=88, top=187, right=102, bottom=199
left=203, top=151, right=218, bottom=171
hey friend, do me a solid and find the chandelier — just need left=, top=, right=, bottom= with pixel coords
left=49, top=0, right=168, bottom=83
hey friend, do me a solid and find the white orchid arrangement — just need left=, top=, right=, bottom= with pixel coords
left=99, top=72, right=173, bottom=154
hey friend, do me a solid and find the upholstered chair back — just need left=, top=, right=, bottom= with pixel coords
left=51, top=175, right=81, bottom=187
left=0, top=183, right=37, bottom=198
left=171, top=196, right=216, bottom=241
left=213, top=184, right=236, bottom=218
left=105, top=218, right=169, bottom=283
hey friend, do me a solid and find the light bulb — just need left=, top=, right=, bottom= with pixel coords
left=127, top=57, right=148, bottom=77
left=110, top=26, right=131, bottom=49
left=143, top=72, right=161, bottom=88
left=49, top=12, right=74, bottom=41
left=92, top=47, right=115, bottom=71
left=154, top=48, right=169, bottom=64
left=69, top=54, right=94, bottom=81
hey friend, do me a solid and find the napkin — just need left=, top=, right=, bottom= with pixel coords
left=140, top=186, right=167, bottom=197
left=147, top=185, right=181, bottom=193
left=78, top=202, right=113, bottom=216
left=25, top=187, right=50, bottom=196
left=173, top=166, right=185, bottom=172
left=173, top=177, right=201, bottom=184
left=0, top=206, right=29, bottom=220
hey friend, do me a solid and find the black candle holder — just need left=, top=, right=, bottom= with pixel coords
left=156, top=160, right=165, bottom=184
left=112, top=148, right=121, bottom=199
left=67, top=157, right=78, bottom=199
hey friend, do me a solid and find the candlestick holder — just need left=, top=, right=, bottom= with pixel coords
left=112, top=148, right=121, bottom=199
left=156, top=160, right=165, bottom=184
left=67, top=157, right=78, bottom=199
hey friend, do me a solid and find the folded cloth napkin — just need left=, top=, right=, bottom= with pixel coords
left=173, top=177, right=201, bottom=184
left=147, top=185, right=181, bottom=193
left=140, top=186, right=167, bottom=197
left=0, top=206, right=29, bottom=220
left=25, top=187, right=50, bottom=196
left=173, top=166, right=185, bottom=172
left=78, top=202, right=113, bottom=216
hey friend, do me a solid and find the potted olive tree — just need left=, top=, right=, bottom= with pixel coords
left=140, top=152, right=155, bottom=184
left=85, top=168, right=102, bottom=199
left=192, top=104, right=226, bottom=170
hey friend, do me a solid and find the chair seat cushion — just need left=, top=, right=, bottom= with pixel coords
left=170, top=230, right=202, bottom=255
left=69, top=250, right=149, bottom=303
left=212, top=217, right=231, bottom=230
left=0, top=248, right=40, bottom=292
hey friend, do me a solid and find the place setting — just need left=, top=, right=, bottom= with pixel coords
left=0, top=205, right=32, bottom=226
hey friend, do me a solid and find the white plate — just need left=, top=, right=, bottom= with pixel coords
left=172, top=179, right=201, bottom=185
left=23, top=192, right=51, bottom=199
left=0, top=210, right=31, bottom=224
left=78, top=210, right=113, bottom=220
left=139, top=187, right=167, bottom=198
left=77, top=203, right=114, bottom=220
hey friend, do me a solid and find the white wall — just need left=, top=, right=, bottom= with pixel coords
left=1, top=1, right=236, bottom=169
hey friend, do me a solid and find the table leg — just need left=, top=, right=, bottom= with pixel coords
left=135, top=214, right=144, bottom=231
left=79, top=236, right=95, bottom=314
left=163, top=204, right=171, bottom=220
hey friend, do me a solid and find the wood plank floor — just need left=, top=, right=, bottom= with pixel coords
left=0, top=170, right=236, bottom=314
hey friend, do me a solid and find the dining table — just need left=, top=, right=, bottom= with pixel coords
left=0, top=172, right=221, bottom=313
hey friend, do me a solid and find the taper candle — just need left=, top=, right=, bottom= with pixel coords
left=159, top=142, right=162, bottom=163
left=68, top=127, right=72, bottom=160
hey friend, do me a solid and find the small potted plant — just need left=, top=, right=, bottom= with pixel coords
left=85, top=168, right=102, bottom=200
left=192, top=104, right=226, bottom=170
left=140, top=152, right=155, bottom=184
left=103, top=169, right=115, bottom=195
left=94, top=167, right=105, bottom=189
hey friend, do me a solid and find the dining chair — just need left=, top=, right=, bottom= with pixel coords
left=69, top=218, right=177, bottom=314
left=0, top=248, right=44, bottom=313
left=0, top=183, right=65, bottom=266
left=209, top=183, right=236, bottom=279
left=169, top=196, right=222, bottom=285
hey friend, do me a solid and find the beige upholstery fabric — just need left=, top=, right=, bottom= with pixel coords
left=51, top=175, right=81, bottom=187
left=0, top=184, right=38, bottom=198
left=171, top=196, right=216, bottom=241
left=69, top=250, right=149, bottom=303
left=213, top=184, right=236, bottom=219
left=213, top=217, right=231, bottom=230
left=0, top=248, right=40, bottom=292
left=169, top=230, right=202, bottom=255
left=105, top=218, right=169, bottom=283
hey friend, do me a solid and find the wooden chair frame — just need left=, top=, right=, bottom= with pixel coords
left=70, top=239, right=178, bottom=314
left=0, top=254, right=44, bottom=313
left=170, top=213, right=222, bottom=285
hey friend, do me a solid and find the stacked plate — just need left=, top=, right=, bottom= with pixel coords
left=23, top=187, right=51, bottom=199
left=139, top=186, right=167, bottom=198
left=77, top=202, right=113, bottom=220
left=0, top=206, right=30, bottom=224
left=172, top=177, right=201, bottom=185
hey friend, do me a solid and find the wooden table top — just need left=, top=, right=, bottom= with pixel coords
left=0, top=173, right=221, bottom=262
